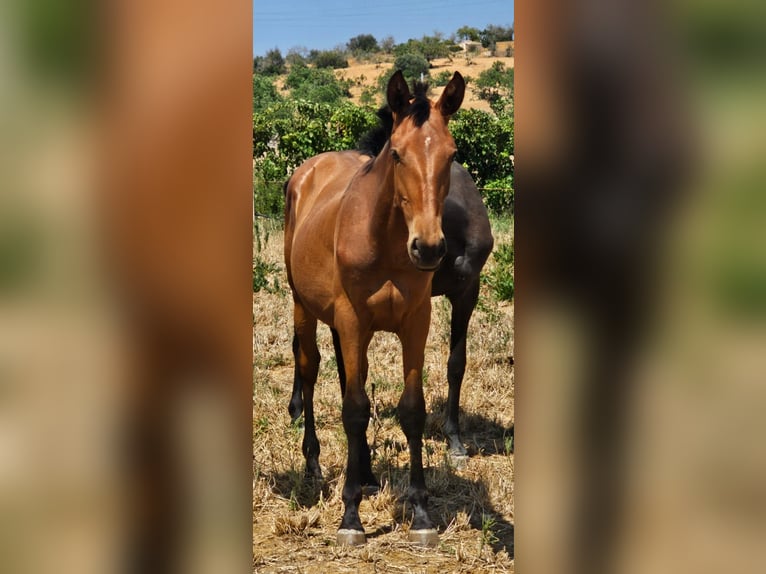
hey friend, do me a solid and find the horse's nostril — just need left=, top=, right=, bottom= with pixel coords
left=411, top=238, right=420, bottom=255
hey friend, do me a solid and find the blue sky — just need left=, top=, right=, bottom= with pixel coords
left=253, top=0, right=514, bottom=56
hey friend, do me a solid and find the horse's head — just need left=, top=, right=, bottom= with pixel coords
left=386, top=70, right=465, bottom=271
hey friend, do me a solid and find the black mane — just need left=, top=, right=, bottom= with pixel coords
left=357, top=107, right=393, bottom=157
left=406, top=81, right=431, bottom=127
left=356, top=80, right=431, bottom=158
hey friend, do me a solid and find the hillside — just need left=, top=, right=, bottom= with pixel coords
left=274, top=54, right=514, bottom=113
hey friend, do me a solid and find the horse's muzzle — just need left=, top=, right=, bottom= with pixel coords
left=410, top=237, right=447, bottom=271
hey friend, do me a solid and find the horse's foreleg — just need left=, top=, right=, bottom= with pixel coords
left=444, top=279, right=480, bottom=457
left=335, top=309, right=373, bottom=545
left=398, top=302, right=438, bottom=546
left=290, top=302, right=322, bottom=479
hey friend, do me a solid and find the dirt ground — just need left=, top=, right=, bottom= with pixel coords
left=253, top=218, right=514, bottom=573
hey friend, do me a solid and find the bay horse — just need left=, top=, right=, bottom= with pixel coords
left=284, top=70, right=465, bottom=546
left=289, top=106, right=494, bottom=458
left=356, top=105, right=495, bottom=457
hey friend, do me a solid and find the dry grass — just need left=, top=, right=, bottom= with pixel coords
left=253, top=217, right=514, bottom=573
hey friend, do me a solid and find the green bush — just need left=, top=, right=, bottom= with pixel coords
left=483, top=175, right=514, bottom=214
left=252, top=74, right=282, bottom=113
left=253, top=48, right=286, bottom=75
left=433, top=69, right=453, bottom=87
left=252, top=100, right=379, bottom=215
left=476, top=61, right=514, bottom=115
left=485, top=242, right=514, bottom=301
left=450, top=108, right=513, bottom=186
left=285, top=63, right=351, bottom=104
left=347, top=34, right=378, bottom=54
left=311, top=49, right=349, bottom=69
left=391, top=53, right=430, bottom=86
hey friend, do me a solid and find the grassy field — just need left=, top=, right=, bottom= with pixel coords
left=253, top=216, right=514, bottom=573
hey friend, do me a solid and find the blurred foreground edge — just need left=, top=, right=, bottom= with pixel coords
left=99, top=1, right=252, bottom=572
left=516, top=1, right=766, bottom=574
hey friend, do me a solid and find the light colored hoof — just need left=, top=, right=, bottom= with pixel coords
left=449, top=453, right=469, bottom=469
left=337, top=529, right=366, bottom=546
left=408, top=528, right=439, bottom=546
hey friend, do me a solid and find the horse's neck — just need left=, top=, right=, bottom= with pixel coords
left=366, top=152, right=406, bottom=242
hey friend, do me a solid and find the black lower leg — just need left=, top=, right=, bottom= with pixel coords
left=331, top=328, right=346, bottom=398
left=302, top=384, right=322, bottom=479
left=288, top=333, right=303, bottom=422
left=339, top=395, right=371, bottom=532
left=398, top=395, right=433, bottom=531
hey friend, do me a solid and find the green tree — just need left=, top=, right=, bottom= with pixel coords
left=285, top=62, right=351, bottom=104
left=479, top=24, right=514, bottom=49
left=475, top=61, right=514, bottom=114
left=285, top=46, right=308, bottom=66
left=311, top=49, right=349, bottom=69
left=456, top=26, right=481, bottom=42
left=347, top=34, right=378, bottom=54
left=381, top=53, right=430, bottom=89
left=253, top=47, right=286, bottom=75
left=380, top=35, right=396, bottom=53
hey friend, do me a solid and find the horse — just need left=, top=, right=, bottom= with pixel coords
left=284, top=70, right=466, bottom=546
left=356, top=105, right=495, bottom=457
left=288, top=105, right=494, bottom=458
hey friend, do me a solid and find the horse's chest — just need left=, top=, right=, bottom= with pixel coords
left=365, top=281, right=416, bottom=331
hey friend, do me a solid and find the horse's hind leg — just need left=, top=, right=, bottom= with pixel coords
left=288, top=333, right=304, bottom=422
left=444, top=279, right=480, bottom=457
left=289, top=302, right=322, bottom=478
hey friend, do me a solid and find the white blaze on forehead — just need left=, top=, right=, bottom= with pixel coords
left=425, top=136, right=431, bottom=150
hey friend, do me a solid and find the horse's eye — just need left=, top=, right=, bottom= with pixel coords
left=391, top=149, right=401, bottom=163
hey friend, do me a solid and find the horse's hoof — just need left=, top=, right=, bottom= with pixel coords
left=408, top=528, right=439, bottom=546
left=448, top=453, right=469, bottom=469
left=337, top=529, right=366, bottom=546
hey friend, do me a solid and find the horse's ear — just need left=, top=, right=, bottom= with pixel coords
left=437, top=72, right=465, bottom=119
left=387, top=70, right=412, bottom=116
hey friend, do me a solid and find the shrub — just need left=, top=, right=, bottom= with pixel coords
left=253, top=48, right=286, bottom=75
left=347, top=34, right=378, bottom=54
left=377, top=53, right=430, bottom=93
left=252, top=100, right=379, bottom=216
left=285, top=63, right=351, bottom=104
left=482, top=175, right=514, bottom=215
left=310, top=49, right=349, bottom=69
left=450, top=108, right=513, bottom=187
left=252, top=74, right=282, bottom=113
left=485, top=242, right=514, bottom=301
left=476, top=61, right=514, bottom=114
left=433, top=69, right=453, bottom=87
